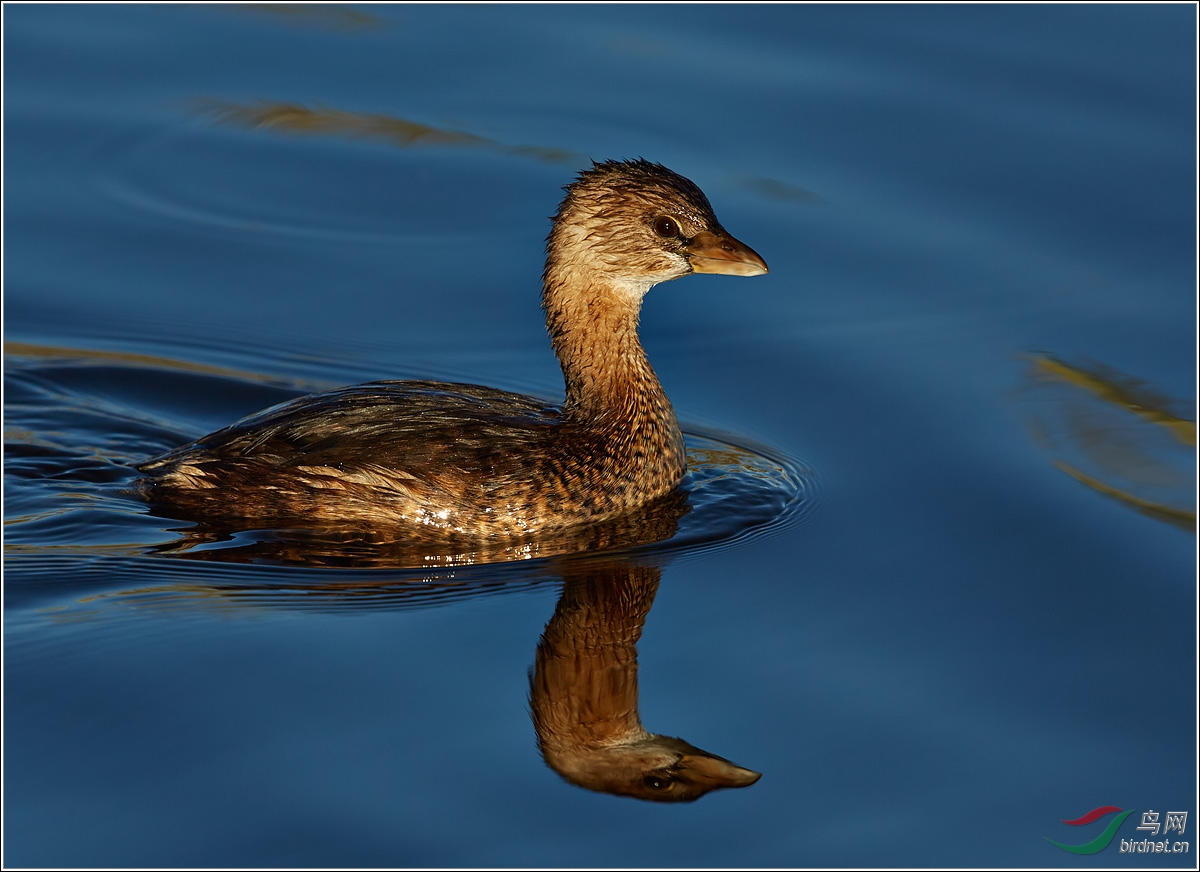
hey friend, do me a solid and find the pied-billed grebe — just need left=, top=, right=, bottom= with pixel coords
left=137, top=159, right=767, bottom=536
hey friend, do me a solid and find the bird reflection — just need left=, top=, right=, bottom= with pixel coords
left=144, top=487, right=693, bottom=568
left=136, top=487, right=761, bottom=801
left=530, top=558, right=761, bottom=802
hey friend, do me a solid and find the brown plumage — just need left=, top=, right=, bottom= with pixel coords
left=136, top=159, right=767, bottom=536
left=530, top=560, right=761, bottom=801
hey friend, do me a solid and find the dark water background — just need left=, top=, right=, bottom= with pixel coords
left=4, top=4, right=1196, bottom=867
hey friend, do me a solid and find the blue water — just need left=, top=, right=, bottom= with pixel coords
left=4, top=4, right=1196, bottom=867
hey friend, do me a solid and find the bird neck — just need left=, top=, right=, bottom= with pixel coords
left=542, top=266, right=671, bottom=424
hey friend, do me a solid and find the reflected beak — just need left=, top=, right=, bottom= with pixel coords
left=687, top=230, right=769, bottom=277
left=677, top=752, right=763, bottom=789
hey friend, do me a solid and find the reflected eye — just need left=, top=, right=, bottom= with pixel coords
left=643, top=774, right=672, bottom=790
left=653, top=216, right=680, bottom=238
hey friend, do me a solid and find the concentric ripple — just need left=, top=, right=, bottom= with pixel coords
left=5, top=341, right=818, bottom=613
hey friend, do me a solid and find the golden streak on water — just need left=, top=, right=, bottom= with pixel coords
left=1024, top=354, right=1196, bottom=533
left=233, top=3, right=387, bottom=31
left=190, top=98, right=583, bottom=165
left=1052, top=460, right=1195, bottom=533
left=1030, top=355, right=1196, bottom=446
left=5, top=340, right=322, bottom=391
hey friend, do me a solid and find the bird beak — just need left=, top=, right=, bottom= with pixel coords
left=677, top=752, right=763, bottom=789
left=687, top=230, right=769, bottom=277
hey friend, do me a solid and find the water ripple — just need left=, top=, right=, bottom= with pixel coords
left=5, top=341, right=819, bottom=616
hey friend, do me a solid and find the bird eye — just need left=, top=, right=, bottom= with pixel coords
left=653, top=216, right=680, bottom=238
left=643, top=775, right=672, bottom=790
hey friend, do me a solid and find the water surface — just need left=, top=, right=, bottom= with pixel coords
left=4, top=4, right=1195, bottom=868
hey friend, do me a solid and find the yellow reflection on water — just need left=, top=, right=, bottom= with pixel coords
left=232, top=3, right=388, bottom=32
left=1022, top=354, right=1196, bottom=533
left=5, top=340, right=305, bottom=387
left=1031, top=356, right=1195, bottom=447
left=191, top=98, right=582, bottom=165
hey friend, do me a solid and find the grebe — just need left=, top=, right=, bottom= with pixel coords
left=137, top=159, right=767, bottom=536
